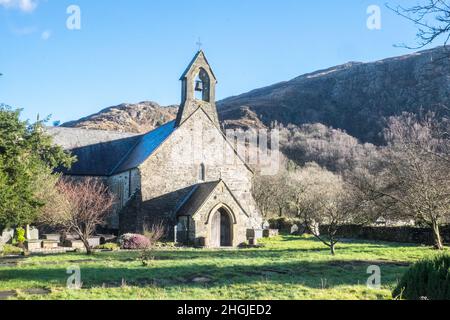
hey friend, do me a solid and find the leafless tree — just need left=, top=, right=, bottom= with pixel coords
left=40, top=177, right=115, bottom=255
left=290, top=163, right=365, bottom=255
left=388, top=0, right=450, bottom=48
left=144, top=221, right=167, bottom=245
left=353, top=113, right=450, bottom=249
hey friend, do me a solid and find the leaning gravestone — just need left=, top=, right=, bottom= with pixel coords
left=290, top=224, right=299, bottom=235
left=1, top=229, right=14, bottom=244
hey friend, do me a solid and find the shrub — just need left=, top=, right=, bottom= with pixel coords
left=16, top=227, right=26, bottom=245
left=119, top=233, right=151, bottom=250
left=393, top=254, right=450, bottom=300
left=95, top=243, right=119, bottom=251
left=143, top=222, right=166, bottom=245
left=1, top=244, right=23, bottom=256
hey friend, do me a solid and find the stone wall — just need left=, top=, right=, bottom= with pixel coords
left=107, top=169, right=140, bottom=230
left=321, top=224, right=450, bottom=245
left=134, top=108, right=262, bottom=239
left=190, top=182, right=250, bottom=247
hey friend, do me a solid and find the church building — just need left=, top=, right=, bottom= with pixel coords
left=49, top=51, right=263, bottom=247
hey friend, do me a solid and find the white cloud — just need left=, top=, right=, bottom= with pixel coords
left=0, top=0, right=38, bottom=13
left=41, top=29, right=51, bottom=40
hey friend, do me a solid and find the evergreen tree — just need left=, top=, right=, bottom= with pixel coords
left=0, top=104, right=75, bottom=229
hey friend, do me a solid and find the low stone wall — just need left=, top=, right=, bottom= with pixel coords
left=322, top=225, right=450, bottom=245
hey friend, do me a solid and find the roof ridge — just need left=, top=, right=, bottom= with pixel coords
left=110, top=120, right=176, bottom=175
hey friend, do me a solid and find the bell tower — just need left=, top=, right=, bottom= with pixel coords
left=176, top=50, right=219, bottom=127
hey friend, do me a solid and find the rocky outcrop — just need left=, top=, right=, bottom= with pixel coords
left=63, top=46, right=450, bottom=144
left=62, top=101, right=178, bottom=134
left=218, top=46, right=450, bottom=144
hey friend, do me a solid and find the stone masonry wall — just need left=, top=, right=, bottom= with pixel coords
left=191, top=182, right=249, bottom=247
left=135, top=108, right=262, bottom=240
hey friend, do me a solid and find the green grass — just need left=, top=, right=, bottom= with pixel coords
left=0, top=235, right=447, bottom=300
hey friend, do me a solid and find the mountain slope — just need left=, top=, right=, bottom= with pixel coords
left=218, top=46, right=450, bottom=143
left=62, top=101, right=178, bottom=133
left=63, top=46, right=450, bottom=144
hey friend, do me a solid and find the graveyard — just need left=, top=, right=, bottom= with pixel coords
left=0, top=235, right=444, bottom=300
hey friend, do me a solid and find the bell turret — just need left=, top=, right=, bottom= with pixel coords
left=176, top=50, right=219, bottom=127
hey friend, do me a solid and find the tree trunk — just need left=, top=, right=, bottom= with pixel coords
left=431, top=220, right=444, bottom=250
left=81, top=238, right=93, bottom=255
left=330, top=242, right=336, bottom=256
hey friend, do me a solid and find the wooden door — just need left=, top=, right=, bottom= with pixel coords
left=210, top=211, right=221, bottom=248
left=220, top=212, right=232, bottom=247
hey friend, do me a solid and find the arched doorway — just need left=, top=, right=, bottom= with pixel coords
left=210, top=207, right=233, bottom=247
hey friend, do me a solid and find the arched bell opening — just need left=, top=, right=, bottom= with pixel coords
left=193, top=67, right=211, bottom=102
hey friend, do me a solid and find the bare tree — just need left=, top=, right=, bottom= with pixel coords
left=290, top=163, right=363, bottom=255
left=144, top=221, right=167, bottom=245
left=384, top=113, right=449, bottom=249
left=388, top=0, right=450, bottom=48
left=353, top=113, right=450, bottom=249
left=40, top=178, right=115, bottom=255
left=252, top=158, right=295, bottom=219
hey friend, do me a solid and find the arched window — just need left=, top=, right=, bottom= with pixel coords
left=199, top=163, right=206, bottom=182
left=194, top=68, right=210, bottom=102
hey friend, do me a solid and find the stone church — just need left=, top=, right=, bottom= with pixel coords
left=49, top=51, right=263, bottom=247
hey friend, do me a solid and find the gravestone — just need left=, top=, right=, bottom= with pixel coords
left=26, top=226, right=39, bottom=241
left=42, top=234, right=61, bottom=242
left=1, top=229, right=14, bottom=244
left=42, top=240, right=59, bottom=249
left=26, top=240, right=42, bottom=252
left=88, top=237, right=100, bottom=248
left=291, top=224, right=299, bottom=235
left=262, top=221, right=270, bottom=230
left=246, top=229, right=264, bottom=240
left=263, top=229, right=279, bottom=238
left=64, top=239, right=85, bottom=249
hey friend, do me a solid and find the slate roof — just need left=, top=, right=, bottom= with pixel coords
left=179, top=50, right=217, bottom=82
left=48, top=121, right=176, bottom=176
left=175, top=180, right=249, bottom=218
left=175, top=181, right=221, bottom=217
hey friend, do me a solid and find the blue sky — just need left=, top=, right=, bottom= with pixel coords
left=0, top=0, right=437, bottom=123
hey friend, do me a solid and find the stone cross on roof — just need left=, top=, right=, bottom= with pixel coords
left=196, top=37, right=203, bottom=51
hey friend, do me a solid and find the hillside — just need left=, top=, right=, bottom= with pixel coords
left=218, top=46, right=450, bottom=143
left=62, top=101, right=178, bottom=133
left=63, top=46, right=450, bottom=144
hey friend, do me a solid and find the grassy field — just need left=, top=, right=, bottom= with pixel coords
left=0, top=235, right=446, bottom=300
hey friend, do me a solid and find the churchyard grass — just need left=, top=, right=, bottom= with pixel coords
left=0, top=235, right=446, bottom=300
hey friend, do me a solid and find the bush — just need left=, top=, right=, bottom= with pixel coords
left=95, top=243, right=119, bottom=251
left=1, top=244, right=23, bottom=256
left=16, top=227, right=26, bottom=245
left=119, top=233, right=151, bottom=250
left=393, top=254, right=450, bottom=300
left=143, top=222, right=166, bottom=245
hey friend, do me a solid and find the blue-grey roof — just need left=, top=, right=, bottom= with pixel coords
left=175, top=180, right=249, bottom=218
left=175, top=181, right=221, bottom=217
left=113, top=121, right=176, bottom=174
left=48, top=121, right=176, bottom=176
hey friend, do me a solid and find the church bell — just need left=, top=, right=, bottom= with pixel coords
left=195, top=80, right=203, bottom=92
